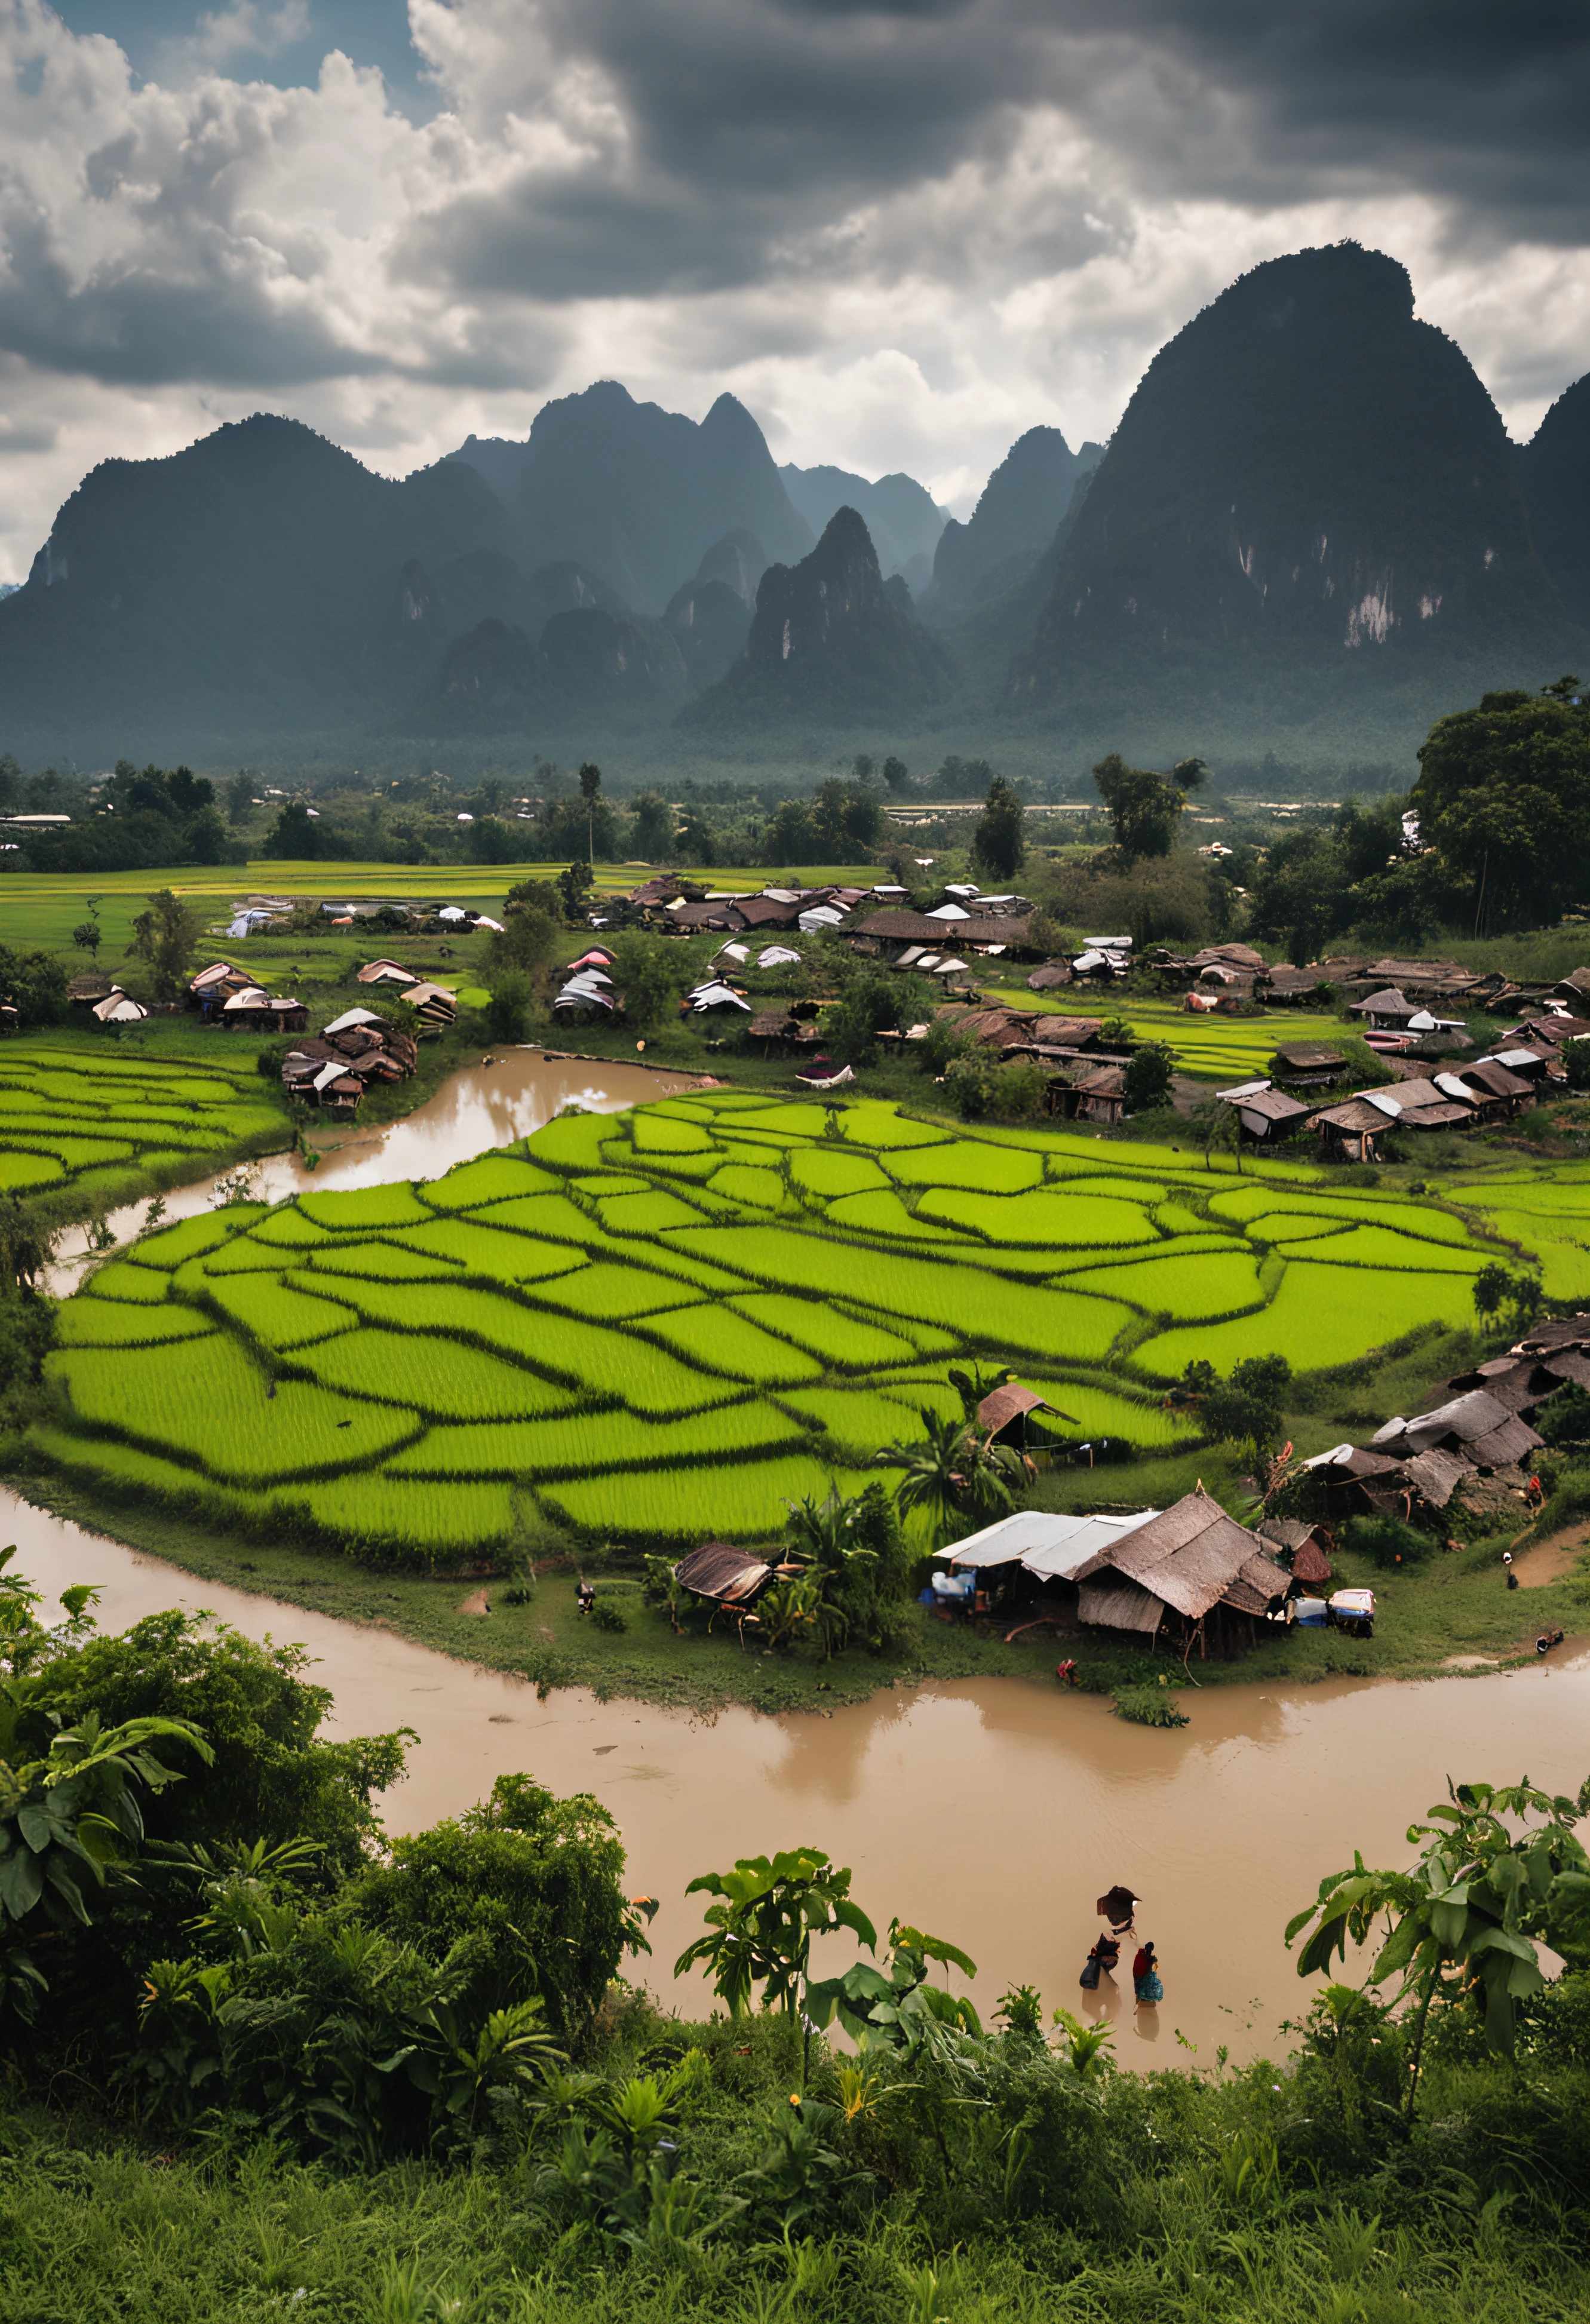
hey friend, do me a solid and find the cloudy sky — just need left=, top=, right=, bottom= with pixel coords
left=0, top=0, right=1587, bottom=579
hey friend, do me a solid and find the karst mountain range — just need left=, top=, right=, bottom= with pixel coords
left=5, top=242, right=1590, bottom=772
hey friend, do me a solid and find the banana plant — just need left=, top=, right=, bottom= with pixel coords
left=805, top=1919, right=981, bottom=2057
left=0, top=1705, right=211, bottom=2021
left=1286, top=1776, right=1590, bottom=2106
left=674, top=1847, right=878, bottom=2031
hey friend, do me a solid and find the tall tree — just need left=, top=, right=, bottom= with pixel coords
left=1090, top=753, right=1205, bottom=859
left=578, top=762, right=603, bottom=864
left=1411, top=680, right=1590, bottom=930
left=125, top=890, right=204, bottom=1000
left=971, top=773, right=1026, bottom=880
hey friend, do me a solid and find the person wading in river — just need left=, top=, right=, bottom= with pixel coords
left=1133, top=1939, right=1162, bottom=2005
left=1080, top=1931, right=1120, bottom=1991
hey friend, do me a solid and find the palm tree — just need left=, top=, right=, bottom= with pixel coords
left=873, top=1410, right=1024, bottom=1547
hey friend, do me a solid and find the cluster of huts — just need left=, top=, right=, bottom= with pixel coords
left=276, top=1006, right=420, bottom=1117
left=1216, top=999, right=1580, bottom=1157
left=222, top=895, right=504, bottom=940
left=1297, top=1313, right=1590, bottom=1532
left=667, top=1485, right=1356, bottom=1661
left=620, top=875, right=1036, bottom=978
left=352, top=960, right=462, bottom=1030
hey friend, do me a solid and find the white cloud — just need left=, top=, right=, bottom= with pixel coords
left=0, top=0, right=1583, bottom=574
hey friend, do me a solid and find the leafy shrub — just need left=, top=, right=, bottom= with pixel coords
left=1112, top=1683, right=1190, bottom=1727
left=1342, top=1513, right=1434, bottom=1567
left=589, top=1600, right=627, bottom=1634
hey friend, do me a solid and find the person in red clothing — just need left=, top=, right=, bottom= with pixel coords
left=1132, top=1940, right=1162, bottom=2004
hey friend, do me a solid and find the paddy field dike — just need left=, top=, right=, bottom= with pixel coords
left=26, top=1087, right=1590, bottom=1564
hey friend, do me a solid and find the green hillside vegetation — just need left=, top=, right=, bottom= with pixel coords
left=27, top=1089, right=1550, bottom=1567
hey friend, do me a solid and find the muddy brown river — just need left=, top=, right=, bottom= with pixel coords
left=46, top=1047, right=707, bottom=1285
left=7, top=1489, right=1587, bottom=2063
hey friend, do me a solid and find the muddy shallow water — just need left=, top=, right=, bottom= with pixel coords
left=8, top=1488, right=1588, bottom=2063
left=46, top=1047, right=706, bottom=1287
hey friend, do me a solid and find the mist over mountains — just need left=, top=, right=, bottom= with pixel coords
left=2, top=242, right=1588, bottom=777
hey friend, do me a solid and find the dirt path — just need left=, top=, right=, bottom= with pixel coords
left=1507, top=1520, right=1590, bottom=1589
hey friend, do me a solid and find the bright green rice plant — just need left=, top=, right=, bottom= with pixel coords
left=294, top=1327, right=575, bottom=1422
left=706, top=1163, right=787, bottom=1210
left=636, top=1303, right=824, bottom=1385
left=207, top=1273, right=360, bottom=1350
left=305, top=1241, right=470, bottom=1282
left=523, top=1111, right=618, bottom=1172
left=291, top=1475, right=516, bottom=1558
left=884, top=1141, right=1044, bottom=1193
left=400, top=1218, right=587, bottom=1282
left=47, top=1337, right=420, bottom=1482
left=419, top=1153, right=564, bottom=1208
left=297, top=1184, right=437, bottom=1232
left=54, top=1301, right=216, bottom=1348
left=1129, top=1256, right=1477, bottom=1381
left=728, top=1292, right=919, bottom=1369
left=521, top=1261, right=696, bottom=1320
left=788, top=1147, right=892, bottom=1199
left=80, top=1258, right=172, bottom=1304
left=542, top=1452, right=857, bottom=1543
left=1052, top=1248, right=1268, bottom=1321
left=595, top=1189, right=710, bottom=1234
left=916, top=1187, right=1160, bottom=1247
left=385, top=1400, right=804, bottom=1480
left=123, top=1206, right=266, bottom=1270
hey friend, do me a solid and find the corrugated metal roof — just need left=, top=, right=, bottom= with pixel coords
left=947, top=1507, right=1159, bottom=1580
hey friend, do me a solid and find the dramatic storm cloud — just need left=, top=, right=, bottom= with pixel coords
left=0, top=0, right=1586, bottom=575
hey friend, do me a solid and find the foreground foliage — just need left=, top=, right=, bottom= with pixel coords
left=4, top=1552, right=1590, bottom=2319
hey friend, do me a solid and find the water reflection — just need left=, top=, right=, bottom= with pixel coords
left=46, top=1047, right=706, bottom=1288
left=5, top=1482, right=1589, bottom=2068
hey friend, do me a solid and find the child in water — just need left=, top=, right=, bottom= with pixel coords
left=1133, top=1941, right=1162, bottom=2004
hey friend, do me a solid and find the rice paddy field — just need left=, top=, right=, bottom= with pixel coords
left=0, top=1040, right=287, bottom=1209
left=32, top=1083, right=1573, bottom=1565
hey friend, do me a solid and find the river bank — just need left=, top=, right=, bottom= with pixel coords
left=6, top=1481, right=1589, bottom=2067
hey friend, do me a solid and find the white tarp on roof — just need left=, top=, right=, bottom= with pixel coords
left=798, top=905, right=845, bottom=931
left=759, top=944, right=802, bottom=966
left=948, top=1508, right=1161, bottom=1582
left=927, top=903, right=971, bottom=920
left=323, top=1006, right=384, bottom=1034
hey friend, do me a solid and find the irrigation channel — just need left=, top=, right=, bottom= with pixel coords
left=23, top=1046, right=1590, bottom=2058
left=7, top=1486, right=1589, bottom=2062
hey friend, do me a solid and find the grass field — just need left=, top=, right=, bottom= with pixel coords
left=29, top=1085, right=1566, bottom=1565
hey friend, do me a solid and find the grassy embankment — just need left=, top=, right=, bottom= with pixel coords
left=2, top=1996, right=1589, bottom=2323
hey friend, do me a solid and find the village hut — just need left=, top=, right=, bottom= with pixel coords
left=1256, top=1517, right=1334, bottom=1587
left=402, top=981, right=459, bottom=1030
left=357, top=959, right=418, bottom=988
left=1069, top=1488, right=1291, bottom=1659
left=1215, top=1081, right=1313, bottom=1141
left=1370, top=1387, right=1543, bottom=1473
left=91, top=990, right=149, bottom=1025
left=1349, top=987, right=1421, bottom=1030
left=66, top=972, right=116, bottom=1008
left=1270, top=1041, right=1348, bottom=1090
